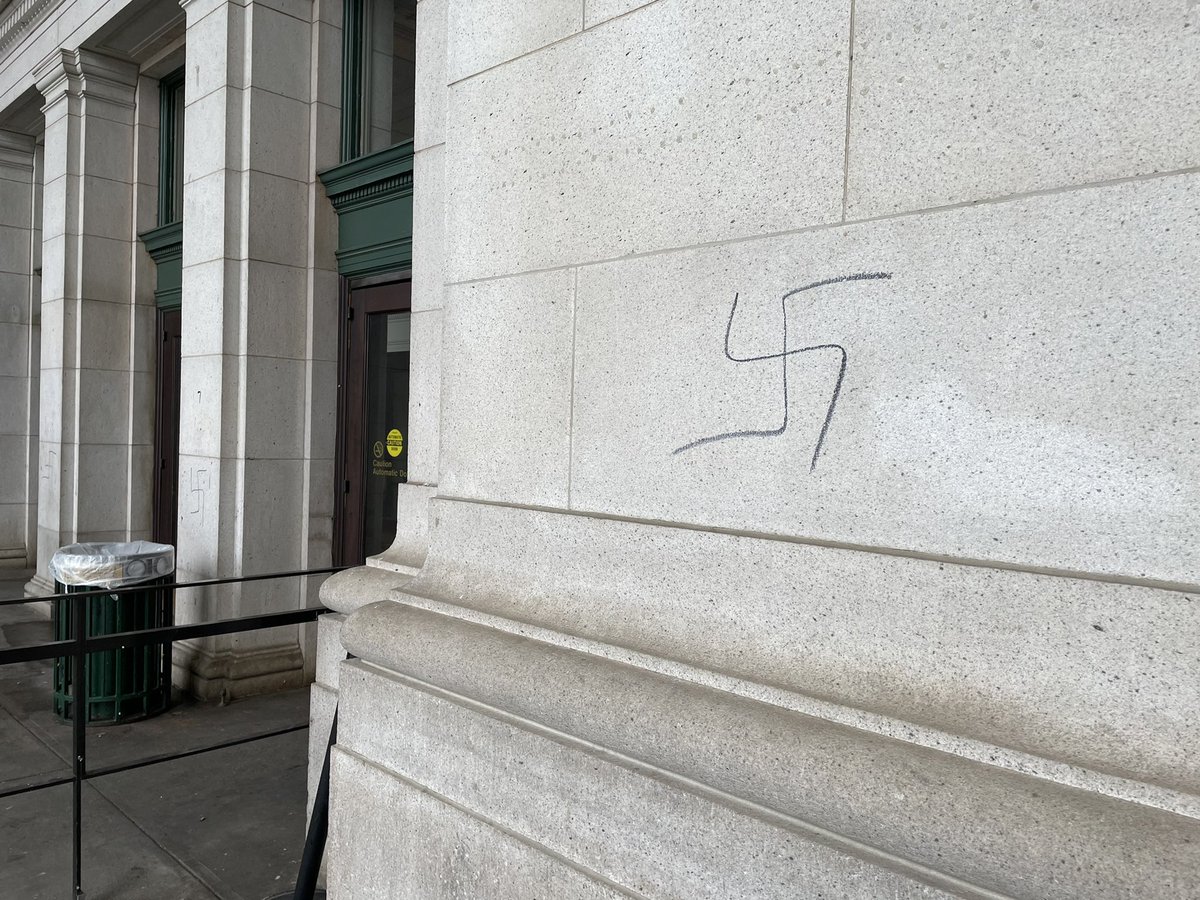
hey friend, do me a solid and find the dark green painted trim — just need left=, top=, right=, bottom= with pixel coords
left=335, top=237, right=412, bottom=279
left=140, top=221, right=183, bottom=258
left=319, top=143, right=415, bottom=279
left=138, top=221, right=183, bottom=310
left=157, top=68, right=185, bottom=226
left=319, top=141, right=414, bottom=208
left=340, top=0, right=365, bottom=162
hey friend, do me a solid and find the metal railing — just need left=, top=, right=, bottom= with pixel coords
left=0, top=566, right=345, bottom=900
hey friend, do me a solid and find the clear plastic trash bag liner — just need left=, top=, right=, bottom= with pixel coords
left=49, top=541, right=175, bottom=588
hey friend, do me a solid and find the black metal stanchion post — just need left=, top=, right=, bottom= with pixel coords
left=292, top=707, right=337, bottom=900
left=71, top=591, right=87, bottom=899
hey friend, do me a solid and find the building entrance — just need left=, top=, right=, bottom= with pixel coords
left=335, top=280, right=412, bottom=565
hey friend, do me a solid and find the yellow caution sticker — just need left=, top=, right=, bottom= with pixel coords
left=386, top=428, right=404, bottom=458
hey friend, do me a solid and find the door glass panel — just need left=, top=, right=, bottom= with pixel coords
left=361, top=311, right=410, bottom=558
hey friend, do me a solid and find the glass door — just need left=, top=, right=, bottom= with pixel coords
left=335, top=281, right=412, bottom=565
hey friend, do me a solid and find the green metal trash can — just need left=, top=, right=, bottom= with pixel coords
left=50, top=541, right=175, bottom=725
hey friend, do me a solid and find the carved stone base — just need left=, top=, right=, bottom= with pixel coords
left=173, top=641, right=307, bottom=703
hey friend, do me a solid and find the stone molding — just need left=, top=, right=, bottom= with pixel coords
left=34, top=48, right=138, bottom=112
left=0, top=128, right=35, bottom=162
left=342, top=498, right=1200, bottom=805
left=339, top=603, right=1200, bottom=899
left=0, top=0, right=61, bottom=55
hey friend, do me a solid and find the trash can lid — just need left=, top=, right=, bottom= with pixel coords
left=49, top=541, right=175, bottom=588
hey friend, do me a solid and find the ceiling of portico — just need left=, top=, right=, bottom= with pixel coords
left=82, top=0, right=185, bottom=70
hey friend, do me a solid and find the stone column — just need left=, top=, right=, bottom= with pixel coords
left=26, top=50, right=141, bottom=596
left=175, top=0, right=319, bottom=699
left=0, top=131, right=38, bottom=569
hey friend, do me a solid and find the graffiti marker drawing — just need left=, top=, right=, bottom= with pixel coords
left=673, top=272, right=893, bottom=471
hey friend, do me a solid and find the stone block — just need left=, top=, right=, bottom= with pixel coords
left=0, top=273, right=31, bottom=320
left=0, top=504, right=26, bottom=550
left=445, top=0, right=848, bottom=281
left=329, top=747, right=631, bottom=900
left=79, top=175, right=133, bottom=241
left=440, top=269, right=573, bottom=507
left=77, top=300, right=130, bottom=372
left=313, top=21, right=343, bottom=110
left=243, top=355, right=308, bottom=458
left=584, top=0, right=656, bottom=28
left=0, top=323, right=29, bottom=378
left=176, top=356, right=226, bottom=459
left=310, top=267, right=340, bottom=361
left=38, top=236, right=65, bottom=299
left=182, top=170, right=237, bottom=265
left=413, top=0, right=447, bottom=151
left=247, top=3, right=312, bottom=102
left=0, top=376, right=29, bottom=434
left=241, top=456, right=306, bottom=563
left=245, top=171, right=309, bottom=268
left=339, top=609, right=1200, bottom=898
left=76, top=370, right=132, bottom=445
left=75, top=443, right=132, bottom=532
left=245, top=87, right=310, bottom=183
left=306, top=680, right=338, bottom=819
left=183, top=88, right=241, bottom=182
left=847, top=0, right=1200, bottom=217
left=243, top=261, right=309, bottom=359
left=78, top=116, right=134, bottom=184
left=410, top=144, right=444, bottom=313
left=78, top=236, right=133, bottom=303
left=570, top=174, right=1200, bottom=584
left=0, top=177, right=33, bottom=229
left=405, top=308, right=441, bottom=485
left=447, top=0, right=581, bottom=83
left=314, top=612, right=345, bottom=688
left=185, top=2, right=247, bottom=99
left=131, top=303, right=156, bottom=374
left=37, top=368, right=62, bottom=444
left=307, top=358, right=338, bottom=460
left=0, top=435, right=27, bottom=503
left=0, top=224, right=30, bottom=274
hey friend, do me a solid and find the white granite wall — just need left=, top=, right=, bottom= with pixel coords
left=0, top=130, right=37, bottom=568
left=328, top=0, right=1200, bottom=896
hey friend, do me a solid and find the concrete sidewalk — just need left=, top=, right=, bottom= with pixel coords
left=0, top=568, right=319, bottom=900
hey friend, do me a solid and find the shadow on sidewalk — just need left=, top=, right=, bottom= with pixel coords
left=0, top=570, right=315, bottom=900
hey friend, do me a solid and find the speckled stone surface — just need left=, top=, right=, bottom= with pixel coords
left=404, top=311, right=443, bottom=484
left=413, top=0, right=448, bottom=152
left=447, top=0, right=582, bottom=83
left=339, top=617, right=1200, bottom=899
left=318, top=564, right=412, bottom=615
left=444, top=0, right=848, bottom=282
left=392, top=498, right=1200, bottom=801
left=329, top=748, right=630, bottom=900
left=440, top=269, right=574, bottom=506
left=847, top=0, right=1200, bottom=217
left=584, top=0, right=660, bottom=29
left=569, top=174, right=1200, bottom=583
left=335, top=658, right=961, bottom=899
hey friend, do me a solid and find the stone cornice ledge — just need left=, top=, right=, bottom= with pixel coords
left=0, top=0, right=61, bottom=55
left=319, top=565, right=414, bottom=616
left=340, top=600, right=1200, bottom=899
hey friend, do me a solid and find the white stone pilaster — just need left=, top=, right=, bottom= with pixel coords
left=0, top=130, right=38, bottom=569
left=25, top=50, right=141, bottom=596
left=175, top=0, right=320, bottom=700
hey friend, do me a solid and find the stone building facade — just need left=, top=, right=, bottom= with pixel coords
left=315, top=1, right=1200, bottom=897
left=2, top=0, right=1199, bottom=896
